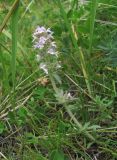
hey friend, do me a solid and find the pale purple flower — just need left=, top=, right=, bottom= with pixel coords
left=33, top=26, right=53, bottom=38
left=33, top=26, right=61, bottom=75
left=33, top=26, right=54, bottom=50
left=39, top=36, right=47, bottom=44
left=34, top=37, right=47, bottom=49
left=34, top=42, right=44, bottom=49
left=34, top=26, right=47, bottom=35
left=38, top=36, right=47, bottom=49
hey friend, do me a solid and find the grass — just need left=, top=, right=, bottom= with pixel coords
left=89, top=0, right=98, bottom=55
left=0, top=0, right=117, bottom=159
left=11, top=0, right=19, bottom=106
left=57, top=0, right=92, bottom=96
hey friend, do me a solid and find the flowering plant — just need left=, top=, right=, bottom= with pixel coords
left=33, top=26, right=73, bottom=103
left=32, top=26, right=94, bottom=140
left=33, top=26, right=61, bottom=75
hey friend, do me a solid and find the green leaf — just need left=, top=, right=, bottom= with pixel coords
left=17, top=107, right=27, bottom=118
left=25, top=132, right=38, bottom=144
left=34, top=87, right=47, bottom=100
left=8, top=111, right=16, bottom=123
left=50, top=150, right=65, bottom=160
left=53, top=73, right=62, bottom=84
left=89, top=0, right=98, bottom=55
left=0, top=64, right=3, bottom=80
left=0, top=121, right=5, bottom=134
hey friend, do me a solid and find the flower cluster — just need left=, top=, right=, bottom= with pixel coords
left=33, top=26, right=60, bottom=74
left=33, top=26, right=74, bottom=104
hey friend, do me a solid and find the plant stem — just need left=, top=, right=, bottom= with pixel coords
left=89, top=0, right=98, bottom=55
left=49, top=74, right=95, bottom=141
left=11, top=0, right=19, bottom=106
left=0, top=0, right=20, bottom=34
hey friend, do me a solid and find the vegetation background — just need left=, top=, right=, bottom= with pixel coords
left=0, top=0, right=117, bottom=159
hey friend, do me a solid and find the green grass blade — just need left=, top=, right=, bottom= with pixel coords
left=2, top=30, right=33, bottom=70
left=0, top=47, right=8, bottom=94
left=89, top=0, right=98, bottom=55
left=11, top=1, right=19, bottom=93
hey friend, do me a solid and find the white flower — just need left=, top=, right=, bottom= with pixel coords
left=66, top=92, right=73, bottom=100
left=51, top=42, right=57, bottom=48
left=39, top=63, right=48, bottom=74
left=47, top=28, right=53, bottom=34
left=56, top=63, right=61, bottom=69
left=47, top=47, right=58, bottom=55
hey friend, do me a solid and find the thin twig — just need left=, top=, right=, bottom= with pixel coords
left=0, top=0, right=20, bottom=34
left=0, top=93, right=32, bottom=119
left=0, top=152, right=8, bottom=160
